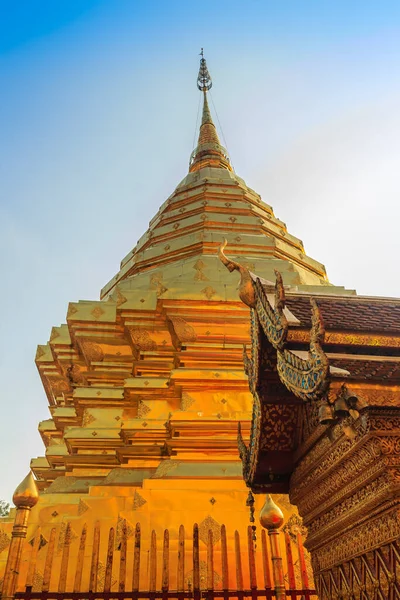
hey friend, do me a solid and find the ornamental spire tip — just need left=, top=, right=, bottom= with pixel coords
left=197, top=49, right=212, bottom=92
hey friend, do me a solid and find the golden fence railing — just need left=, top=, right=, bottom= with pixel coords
left=7, top=519, right=316, bottom=600
left=1, top=480, right=316, bottom=600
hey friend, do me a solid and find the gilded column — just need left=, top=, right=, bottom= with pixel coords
left=2, top=473, right=39, bottom=600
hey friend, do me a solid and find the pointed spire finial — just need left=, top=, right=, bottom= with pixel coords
left=190, top=52, right=231, bottom=172
left=197, top=49, right=212, bottom=92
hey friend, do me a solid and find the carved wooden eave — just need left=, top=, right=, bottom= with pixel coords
left=239, top=296, right=331, bottom=492
left=221, top=241, right=400, bottom=594
left=219, top=244, right=400, bottom=495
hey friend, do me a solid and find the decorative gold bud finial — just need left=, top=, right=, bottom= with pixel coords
left=259, top=494, right=284, bottom=531
left=12, top=472, right=39, bottom=508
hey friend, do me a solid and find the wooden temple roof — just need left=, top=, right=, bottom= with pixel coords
left=218, top=247, right=400, bottom=493
left=285, top=293, right=400, bottom=334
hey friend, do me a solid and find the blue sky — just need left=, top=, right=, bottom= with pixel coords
left=1, top=0, right=400, bottom=501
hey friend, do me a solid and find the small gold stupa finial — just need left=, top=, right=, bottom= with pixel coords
left=259, top=494, right=284, bottom=531
left=12, top=472, right=39, bottom=509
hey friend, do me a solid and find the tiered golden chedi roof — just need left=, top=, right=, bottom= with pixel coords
left=100, top=87, right=335, bottom=306
left=32, top=57, right=351, bottom=494
left=0, top=55, right=356, bottom=594
left=0, top=61, right=351, bottom=594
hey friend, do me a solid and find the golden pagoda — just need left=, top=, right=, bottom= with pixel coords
left=0, top=54, right=353, bottom=596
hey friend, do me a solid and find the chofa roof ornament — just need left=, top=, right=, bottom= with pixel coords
left=218, top=239, right=256, bottom=307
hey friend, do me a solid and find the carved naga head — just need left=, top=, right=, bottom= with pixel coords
left=218, top=239, right=256, bottom=307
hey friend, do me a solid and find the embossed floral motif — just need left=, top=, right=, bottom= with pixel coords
left=67, top=304, right=78, bottom=318
left=35, top=346, right=45, bottom=360
left=260, top=404, right=298, bottom=452
left=0, top=530, right=10, bottom=554
left=168, top=317, right=197, bottom=343
left=185, top=561, right=222, bottom=590
left=115, top=288, right=127, bottom=307
left=314, top=509, right=400, bottom=572
left=282, top=513, right=307, bottom=543
left=181, top=392, right=196, bottom=411
left=133, top=491, right=147, bottom=510
left=193, top=259, right=209, bottom=281
left=307, top=473, right=392, bottom=544
left=201, top=286, right=216, bottom=300
left=66, top=364, right=87, bottom=386
left=28, top=532, right=48, bottom=550
left=57, top=522, right=78, bottom=553
left=198, top=515, right=221, bottom=545
left=77, top=499, right=89, bottom=515
left=47, top=376, right=71, bottom=395
left=32, top=571, right=44, bottom=592
left=115, top=517, right=134, bottom=549
left=81, top=341, right=104, bottom=362
left=150, top=273, right=168, bottom=297
left=153, top=460, right=181, bottom=478
left=137, top=400, right=151, bottom=418
left=128, top=328, right=157, bottom=351
left=50, top=328, right=60, bottom=342
left=91, top=306, right=105, bottom=320
left=97, top=561, right=117, bottom=591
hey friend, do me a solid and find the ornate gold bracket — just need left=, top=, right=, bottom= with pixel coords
left=237, top=422, right=249, bottom=465
left=276, top=299, right=329, bottom=401
left=218, top=239, right=256, bottom=307
left=253, top=274, right=288, bottom=350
